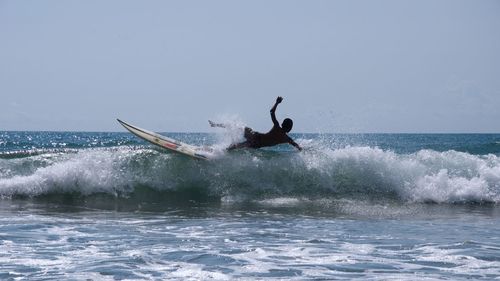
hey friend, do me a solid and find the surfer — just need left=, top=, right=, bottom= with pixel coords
left=209, top=96, right=302, bottom=151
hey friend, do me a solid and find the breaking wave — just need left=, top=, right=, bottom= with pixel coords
left=1, top=141, right=499, bottom=205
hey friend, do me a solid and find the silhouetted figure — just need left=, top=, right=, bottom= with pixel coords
left=209, top=96, right=302, bottom=151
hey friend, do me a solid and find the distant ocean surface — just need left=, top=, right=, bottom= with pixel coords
left=1, top=131, right=500, bottom=280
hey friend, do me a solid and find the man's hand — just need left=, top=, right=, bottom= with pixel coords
left=276, top=96, right=283, bottom=104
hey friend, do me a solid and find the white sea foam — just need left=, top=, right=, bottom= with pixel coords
left=0, top=143, right=499, bottom=204
left=297, top=144, right=500, bottom=203
left=0, top=148, right=127, bottom=197
left=1, top=209, right=499, bottom=280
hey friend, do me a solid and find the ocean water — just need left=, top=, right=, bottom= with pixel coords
left=1, top=131, right=500, bottom=280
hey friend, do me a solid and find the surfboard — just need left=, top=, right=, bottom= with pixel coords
left=117, top=119, right=212, bottom=160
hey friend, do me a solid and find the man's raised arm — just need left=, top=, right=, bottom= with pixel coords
left=270, top=96, right=283, bottom=127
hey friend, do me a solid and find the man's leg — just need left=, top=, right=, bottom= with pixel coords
left=227, top=127, right=255, bottom=150
left=209, top=120, right=230, bottom=128
left=227, top=141, right=249, bottom=150
left=243, top=127, right=255, bottom=138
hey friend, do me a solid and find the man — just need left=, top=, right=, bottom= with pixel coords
left=209, top=96, right=302, bottom=151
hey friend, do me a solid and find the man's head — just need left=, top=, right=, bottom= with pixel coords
left=281, top=118, right=293, bottom=132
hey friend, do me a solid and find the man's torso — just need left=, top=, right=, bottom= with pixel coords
left=246, top=126, right=290, bottom=148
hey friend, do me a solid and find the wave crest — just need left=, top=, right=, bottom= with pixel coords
left=0, top=144, right=499, bottom=204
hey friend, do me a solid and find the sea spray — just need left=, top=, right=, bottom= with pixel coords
left=1, top=141, right=499, bottom=203
left=2, top=132, right=500, bottom=280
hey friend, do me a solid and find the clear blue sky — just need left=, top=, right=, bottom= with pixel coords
left=1, top=0, right=499, bottom=133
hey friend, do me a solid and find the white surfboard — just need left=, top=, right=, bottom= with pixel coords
left=117, top=119, right=212, bottom=160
